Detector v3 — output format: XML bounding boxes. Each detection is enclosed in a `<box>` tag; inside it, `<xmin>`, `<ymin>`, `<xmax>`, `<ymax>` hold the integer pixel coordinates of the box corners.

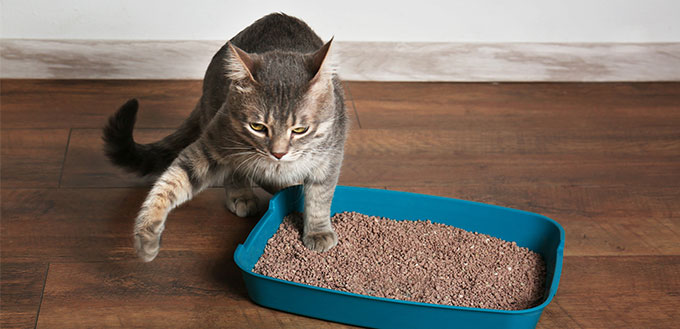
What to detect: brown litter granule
<box><xmin>253</xmin><ymin>212</ymin><xmax>546</xmax><ymax>310</ymax></box>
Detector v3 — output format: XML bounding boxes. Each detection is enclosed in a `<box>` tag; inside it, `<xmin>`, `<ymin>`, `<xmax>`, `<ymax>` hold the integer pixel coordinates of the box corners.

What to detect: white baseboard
<box><xmin>1</xmin><ymin>39</ymin><xmax>679</xmax><ymax>81</ymax></box>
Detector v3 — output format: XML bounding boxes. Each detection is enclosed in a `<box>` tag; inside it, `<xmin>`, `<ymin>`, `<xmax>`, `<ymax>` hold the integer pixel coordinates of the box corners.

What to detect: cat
<box><xmin>103</xmin><ymin>13</ymin><xmax>348</xmax><ymax>262</ymax></box>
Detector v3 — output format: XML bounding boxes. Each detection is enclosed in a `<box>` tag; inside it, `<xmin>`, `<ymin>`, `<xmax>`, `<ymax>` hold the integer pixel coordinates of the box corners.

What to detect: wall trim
<box><xmin>1</xmin><ymin>39</ymin><xmax>679</xmax><ymax>81</ymax></box>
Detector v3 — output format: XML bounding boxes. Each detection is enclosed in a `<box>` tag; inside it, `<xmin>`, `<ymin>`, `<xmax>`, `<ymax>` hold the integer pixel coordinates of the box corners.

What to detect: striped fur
<box><xmin>105</xmin><ymin>13</ymin><xmax>349</xmax><ymax>262</ymax></box>
<box><xmin>133</xmin><ymin>139</ymin><xmax>225</xmax><ymax>259</ymax></box>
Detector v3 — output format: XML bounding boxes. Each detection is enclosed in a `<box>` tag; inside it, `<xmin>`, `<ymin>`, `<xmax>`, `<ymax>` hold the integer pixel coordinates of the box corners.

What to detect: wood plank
<box><xmin>344</xmin><ymin>128</ymin><xmax>680</xmax><ymax>159</ymax></box>
<box><xmin>0</xmin><ymin>188</ymin><xmax>262</xmax><ymax>262</ymax></box>
<box><xmin>0</xmin><ymin>79</ymin><xmax>358</xmax><ymax>130</ymax></box>
<box><xmin>390</xmin><ymin>185</ymin><xmax>680</xmax><ymax>256</ymax></box>
<box><xmin>0</xmin><ymin>129</ymin><xmax>70</xmax><ymax>188</ymax></box>
<box><xmin>348</xmin><ymin>82</ymin><xmax>680</xmax><ymax>103</ymax></box>
<box><xmin>340</xmin><ymin>155</ymin><xmax>679</xmax><ymax>188</ymax></box>
<box><xmin>0</xmin><ymin>262</ymin><xmax>48</xmax><ymax>329</ymax></box>
<box><xmin>0</xmin><ymin>79</ymin><xmax>202</xmax><ymax>129</ymax></box>
<box><xmin>348</xmin><ymin>82</ymin><xmax>680</xmax><ymax>130</ymax></box>
<box><xmin>537</xmin><ymin>256</ymin><xmax>680</xmax><ymax>328</ymax></box>
<box><xmin>338</xmin><ymin>126</ymin><xmax>679</xmax><ymax>188</ymax></box>
<box><xmin>37</xmin><ymin>261</ymin><xmax>356</xmax><ymax>328</ymax></box>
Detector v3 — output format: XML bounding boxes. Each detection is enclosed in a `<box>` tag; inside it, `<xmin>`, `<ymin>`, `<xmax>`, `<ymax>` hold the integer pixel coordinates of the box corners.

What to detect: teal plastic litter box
<box><xmin>234</xmin><ymin>185</ymin><xmax>564</xmax><ymax>329</ymax></box>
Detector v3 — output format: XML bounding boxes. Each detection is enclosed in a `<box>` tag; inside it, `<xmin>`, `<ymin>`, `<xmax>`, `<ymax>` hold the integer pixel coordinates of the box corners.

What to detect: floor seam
<box><xmin>34</xmin><ymin>262</ymin><xmax>50</xmax><ymax>329</ymax></box>
<box><xmin>57</xmin><ymin>128</ymin><xmax>73</xmax><ymax>188</ymax></box>
<box><xmin>344</xmin><ymin>82</ymin><xmax>362</xmax><ymax>129</ymax></box>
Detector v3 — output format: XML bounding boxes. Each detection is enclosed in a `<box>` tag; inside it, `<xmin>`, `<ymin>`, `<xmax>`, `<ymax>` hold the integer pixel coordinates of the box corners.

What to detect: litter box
<box><xmin>234</xmin><ymin>185</ymin><xmax>564</xmax><ymax>329</ymax></box>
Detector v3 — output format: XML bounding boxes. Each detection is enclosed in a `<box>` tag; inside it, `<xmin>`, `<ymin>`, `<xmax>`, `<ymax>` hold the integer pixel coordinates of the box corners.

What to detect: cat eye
<box><xmin>291</xmin><ymin>126</ymin><xmax>309</xmax><ymax>134</ymax></box>
<box><xmin>249</xmin><ymin>123</ymin><xmax>267</xmax><ymax>133</ymax></box>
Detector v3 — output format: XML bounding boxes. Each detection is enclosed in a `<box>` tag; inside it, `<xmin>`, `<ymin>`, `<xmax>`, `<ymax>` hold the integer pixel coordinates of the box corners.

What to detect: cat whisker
<box><xmin>221</xmin><ymin>138</ymin><xmax>250</xmax><ymax>145</ymax></box>
<box><xmin>247</xmin><ymin>157</ymin><xmax>261</xmax><ymax>186</ymax></box>
<box><xmin>224</xmin><ymin>151</ymin><xmax>256</xmax><ymax>158</ymax></box>
<box><xmin>231</xmin><ymin>153</ymin><xmax>259</xmax><ymax>182</ymax></box>
<box><xmin>241</xmin><ymin>154</ymin><xmax>256</xmax><ymax>185</ymax></box>
<box><xmin>219</xmin><ymin>146</ymin><xmax>253</xmax><ymax>150</ymax></box>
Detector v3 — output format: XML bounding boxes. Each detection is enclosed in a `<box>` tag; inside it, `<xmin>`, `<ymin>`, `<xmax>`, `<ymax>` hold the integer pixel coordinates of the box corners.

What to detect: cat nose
<box><xmin>272</xmin><ymin>152</ymin><xmax>287</xmax><ymax>159</ymax></box>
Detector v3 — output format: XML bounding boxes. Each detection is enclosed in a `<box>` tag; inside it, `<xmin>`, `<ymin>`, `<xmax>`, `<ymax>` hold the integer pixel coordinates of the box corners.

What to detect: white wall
<box><xmin>1</xmin><ymin>0</ymin><xmax>679</xmax><ymax>42</ymax></box>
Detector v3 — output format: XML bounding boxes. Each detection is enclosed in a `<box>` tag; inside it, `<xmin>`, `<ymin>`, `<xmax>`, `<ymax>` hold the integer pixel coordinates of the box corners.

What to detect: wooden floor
<box><xmin>1</xmin><ymin>79</ymin><xmax>679</xmax><ymax>328</ymax></box>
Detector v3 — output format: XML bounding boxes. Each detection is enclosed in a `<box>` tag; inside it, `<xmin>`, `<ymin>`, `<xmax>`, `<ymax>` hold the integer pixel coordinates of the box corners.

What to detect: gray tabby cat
<box><xmin>103</xmin><ymin>13</ymin><xmax>348</xmax><ymax>262</ymax></box>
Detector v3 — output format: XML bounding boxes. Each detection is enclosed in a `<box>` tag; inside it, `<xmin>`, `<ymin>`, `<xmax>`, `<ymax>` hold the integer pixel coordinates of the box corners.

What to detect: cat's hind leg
<box><xmin>224</xmin><ymin>172</ymin><xmax>259</xmax><ymax>217</ymax></box>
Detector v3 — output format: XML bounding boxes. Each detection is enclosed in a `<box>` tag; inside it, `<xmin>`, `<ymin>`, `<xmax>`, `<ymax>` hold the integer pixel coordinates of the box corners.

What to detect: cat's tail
<box><xmin>102</xmin><ymin>99</ymin><xmax>201</xmax><ymax>177</ymax></box>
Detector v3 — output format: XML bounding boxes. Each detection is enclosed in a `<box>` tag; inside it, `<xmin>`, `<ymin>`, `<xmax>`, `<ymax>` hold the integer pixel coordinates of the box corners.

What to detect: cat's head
<box><xmin>223</xmin><ymin>40</ymin><xmax>339</xmax><ymax>163</ymax></box>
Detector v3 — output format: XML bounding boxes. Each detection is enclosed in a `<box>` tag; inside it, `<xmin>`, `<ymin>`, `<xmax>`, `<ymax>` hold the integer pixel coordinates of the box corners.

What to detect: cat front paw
<box><xmin>226</xmin><ymin>196</ymin><xmax>259</xmax><ymax>217</ymax></box>
<box><xmin>134</xmin><ymin>227</ymin><xmax>161</xmax><ymax>262</ymax></box>
<box><xmin>303</xmin><ymin>230</ymin><xmax>338</xmax><ymax>252</ymax></box>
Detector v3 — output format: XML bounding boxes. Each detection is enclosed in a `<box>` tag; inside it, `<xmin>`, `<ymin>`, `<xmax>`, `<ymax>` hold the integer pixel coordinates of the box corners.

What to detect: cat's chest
<box><xmin>268</xmin><ymin>163</ymin><xmax>303</xmax><ymax>185</ymax></box>
<box><xmin>262</xmin><ymin>157</ymin><xmax>327</xmax><ymax>186</ymax></box>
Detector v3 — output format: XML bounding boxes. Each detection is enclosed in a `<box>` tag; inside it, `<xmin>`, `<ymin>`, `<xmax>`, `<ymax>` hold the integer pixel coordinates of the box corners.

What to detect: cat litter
<box><xmin>253</xmin><ymin>211</ymin><xmax>546</xmax><ymax>311</ymax></box>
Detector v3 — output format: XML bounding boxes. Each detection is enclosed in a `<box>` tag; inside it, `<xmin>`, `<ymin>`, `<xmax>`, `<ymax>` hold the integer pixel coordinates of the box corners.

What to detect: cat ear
<box><xmin>308</xmin><ymin>37</ymin><xmax>334</xmax><ymax>83</ymax></box>
<box><xmin>225</xmin><ymin>42</ymin><xmax>258</xmax><ymax>82</ymax></box>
